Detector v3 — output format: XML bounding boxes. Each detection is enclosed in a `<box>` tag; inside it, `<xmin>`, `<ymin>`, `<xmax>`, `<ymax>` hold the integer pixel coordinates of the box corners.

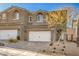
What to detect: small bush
<box><xmin>62</xmin><ymin>42</ymin><xmax>65</xmax><ymax>44</ymax></box>
<box><xmin>61</xmin><ymin>49</ymin><xmax>64</xmax><ymax>51</ymax></box>
<box><xmin>17</xmin><ymin>36</ymin><xmax>20</xmax><ymax>40</ymax></box>
<box><xmin>49</xmin><ymin>43</ymin><xmax>53</xmax><ymax>46</ymax></box>
<box><xmin>63</xmin><ymin>46</ymin><xmax>66</xmax><ymax>48</ymax></box>
<box><xmin>0</xmin><ymin>42</ymin><xmax>5</xmax><ymax>46</ymax></box>
<box><xmin>53</xmin><ymin>47</ymin><xmax>56</xmax><ymax>50</ymax></box>
<box><xmin>42</xmin><ymin>50</ymin><xmax>46</xmax><ymax>52</ymax></box>
<box><xmin>8</xmin><ymin>38</ymin><xmax>18</xmax><ymax>43</ymax></box>
<box><xmin>53</xmin><ymin>51</ymin><xmax>55</xmax><ymax>53</ymax></box>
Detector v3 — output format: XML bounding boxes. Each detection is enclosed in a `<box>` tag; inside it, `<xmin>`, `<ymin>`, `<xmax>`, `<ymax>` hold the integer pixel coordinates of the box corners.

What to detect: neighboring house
<box><xmin>66</xmin><ymin>19</ymin><xmax>78</xmax><ymax>42</ymax></box>
<box><xmin>72</xmin><ymin>20</ymin><xmax>77</xmax><ymax>42</ymax></box>
<box><xmin>67</xmin><ymin>14</ymin><xmax>79</xmax><ymax>42</ymax></box>
<box><xmin>66</xmin><ymin>28</ymin><xmax>73</xmax><ymax>41</ymax></box>
<box><xmin>0</xmin><ymin>6</ymin><xmax>55</xmax><ymax>41</ymax></box>
<box><xmin>76</xmin><ymin>14</ymin><xmax>79</xmax><ymax>45</ymax></box>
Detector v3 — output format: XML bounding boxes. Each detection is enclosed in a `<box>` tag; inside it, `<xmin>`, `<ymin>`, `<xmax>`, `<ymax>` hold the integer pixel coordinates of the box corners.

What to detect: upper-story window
<box><xmin>2</xmin><ymin>13</ymin><xmax>6</xmax><ymax>19</ymax></box>
<box><xmin>13</xmin><ymin>10</ymin><xmax>20</xmax><ymax>20</ymax></box>
<box><xmin>15</xmin><ymin>12</ymin><xmax>20</xmax><ymax>20</ymax></box>
<box><xmin>37</xmin><ymin>13</ymin><xmax>44</xmax><ymax>22</ymax></box>
<box><xmin>0</xmin><ymin>15</ymin><xmax>1</xmax><ymax>19</ymax></box>
<box><xmin>29</xmin><ymin>16</ymin><xmax>32</xmax><ymax>22</ymax></box>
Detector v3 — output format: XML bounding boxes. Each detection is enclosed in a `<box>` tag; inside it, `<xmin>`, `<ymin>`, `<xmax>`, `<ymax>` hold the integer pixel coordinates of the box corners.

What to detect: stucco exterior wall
<box><xmin>0</xmin><ymin>6</ymin><xmax>52</xmax><ymax>41</ymax></box>
<box><xmin>0</xmin><ymin>6</ymin><xmax>67</xmax><ymax>42</ymax></box>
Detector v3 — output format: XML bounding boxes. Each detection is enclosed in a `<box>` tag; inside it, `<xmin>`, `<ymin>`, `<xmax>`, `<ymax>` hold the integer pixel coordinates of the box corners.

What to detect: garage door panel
<box><xmin>0</xmin><ymin>30</ymin><xmax>17</xmax><ymax>40</ymax></box>
<box><xmin>29</xmin><ymin>31</ymin><xmax>51</xmax><ymax>41</ymax></box>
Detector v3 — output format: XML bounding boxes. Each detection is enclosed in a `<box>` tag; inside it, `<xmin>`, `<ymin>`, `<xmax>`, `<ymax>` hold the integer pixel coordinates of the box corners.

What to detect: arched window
<box><xmin>15</xmin><ymin>12</ymin><xmax>20</xmax><ymax>20</ymax></box>
<box><xmin>37</xmin><ymin>13</ymin><xmax>44</xmax><ymax>22</ymax></box>
<box><xmin>13</xmin><ymin>10</ymin><xmax>20</xmax><ymax>20</ymax></box>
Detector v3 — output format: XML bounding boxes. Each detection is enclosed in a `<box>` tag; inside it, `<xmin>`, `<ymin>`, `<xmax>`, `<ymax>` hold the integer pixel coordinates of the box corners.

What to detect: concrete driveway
<box><xmin>0</xmin><ymin>41</ymin><xmax>79</xmax><ymax>56</ymax></box>
<box><xmin>0</xmin><ymin>41</ymin><xmax>51</xmax><ymax>56</ymax></box>
<box><xmin>5</xmin><ymin>41</ymin><xmax>50</xmax><ymax>52</ymax></box>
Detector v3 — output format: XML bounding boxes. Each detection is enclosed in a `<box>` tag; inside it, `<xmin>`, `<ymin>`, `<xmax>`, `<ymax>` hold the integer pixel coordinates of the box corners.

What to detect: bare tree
<box><xmin>45</xmin><ymin>7</ymin><xmax>78</xmax><ymax>44</ymax></box>
<box><xmin>44</xmin><ymin>7</ymin><xmax>78</xmax><ymax>55</ymax></box>
<box><xmin>45</xmin><ymin>10</ymin><xmax>67</xmax><ymax>44</ymax></box>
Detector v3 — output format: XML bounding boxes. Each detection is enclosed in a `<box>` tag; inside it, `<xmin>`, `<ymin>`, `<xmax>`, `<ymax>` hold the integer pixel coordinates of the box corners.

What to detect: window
<box><xmin>0</xmin><ymin>15</ymin><xmax>1</xmax><ymax>19</ymax></box>
<box><xmin>13</xmin><ymin>10</ymin><xmax>20</xmax><ymax>20</ymax></box>
<box><xmin>37</xmin><ymin>13</ymin><xmax>44</xmax><ymax>22</ymax></box>
<box><xmin>73</xmin><ymin>28</ymin><xmax>76</xmax><ymax>32</ymax></box>
<box><xmin>2</xmin><ymin>13</ymin><xmax>6</xmax><ymax>19</ymax></box>
<box><xmin>29</xmin><ymin>16</ymin><xmax>32</xmax><ymax>22</ymax></box>
<box><xmin>15</xmin><ymin>13</ymin><xmax>20</xmax><ymax>20</ymax></box>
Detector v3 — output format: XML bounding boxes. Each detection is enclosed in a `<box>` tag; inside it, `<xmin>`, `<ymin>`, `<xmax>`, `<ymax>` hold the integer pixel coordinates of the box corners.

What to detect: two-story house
<box><xmin>0</xmin><ymin>6</ymin><xmax>30</xmax><ymax>41</ymax></box>
<box><xmin>0</xmin><ymin>6</ymin><xmax>54</xmax><ymax>42</ymax></box>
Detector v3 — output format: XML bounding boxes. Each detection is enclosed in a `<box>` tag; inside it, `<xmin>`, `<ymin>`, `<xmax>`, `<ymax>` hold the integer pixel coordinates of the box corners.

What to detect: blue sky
<box><xmin>0</xmin><ymin>3</ymin><xmax>79</xmax><ymax>12</ymax></box>
<box><xmin>0</xmin><ymin>3</ymin><xmax>79</xmax><ymax>28</ymax></box>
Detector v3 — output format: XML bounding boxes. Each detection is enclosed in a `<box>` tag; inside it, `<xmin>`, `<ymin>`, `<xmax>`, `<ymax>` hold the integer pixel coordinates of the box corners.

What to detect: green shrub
<box><xmin>8</xmin><ymin>38</ymin><xmax>18</xmax><ymax>43</ymax></box>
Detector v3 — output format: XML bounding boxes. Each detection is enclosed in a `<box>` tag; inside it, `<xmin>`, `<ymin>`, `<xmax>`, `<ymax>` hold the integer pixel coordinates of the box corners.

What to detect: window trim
<box><xmin>29</xmin><ymin>16</ymin><xmax>32</xmax><ymax>22</ymax></box>
<box><xmin>37</xmin><ymin>13</ymin><xmax>44</xmax><ymax>22</ymax></box>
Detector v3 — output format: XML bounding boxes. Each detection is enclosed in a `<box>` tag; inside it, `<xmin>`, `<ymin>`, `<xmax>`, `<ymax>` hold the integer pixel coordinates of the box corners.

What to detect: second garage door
<box><xmin>29</xmin><ymin>31</ymin><xmax>51</xmax><ymax>41</ymax></box>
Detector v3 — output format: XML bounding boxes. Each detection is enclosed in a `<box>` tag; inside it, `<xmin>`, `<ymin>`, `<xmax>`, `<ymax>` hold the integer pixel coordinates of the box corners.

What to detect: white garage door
<box><xmin>29</xmin><ymin>31</ymin><xmax>51</xmax><ymax>41</ymax></box>
<box><xmin>0</xmin><ymin>30</ymin><xmax>17</xmax><ymax>40</ymax></box>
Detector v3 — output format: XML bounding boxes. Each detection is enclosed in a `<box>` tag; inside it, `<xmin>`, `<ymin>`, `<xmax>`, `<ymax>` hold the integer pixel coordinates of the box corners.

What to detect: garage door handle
<box><xmin>38</xmin><ymin>36</ymin><xmax>40</xmax><ymax>38</ymax></box>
